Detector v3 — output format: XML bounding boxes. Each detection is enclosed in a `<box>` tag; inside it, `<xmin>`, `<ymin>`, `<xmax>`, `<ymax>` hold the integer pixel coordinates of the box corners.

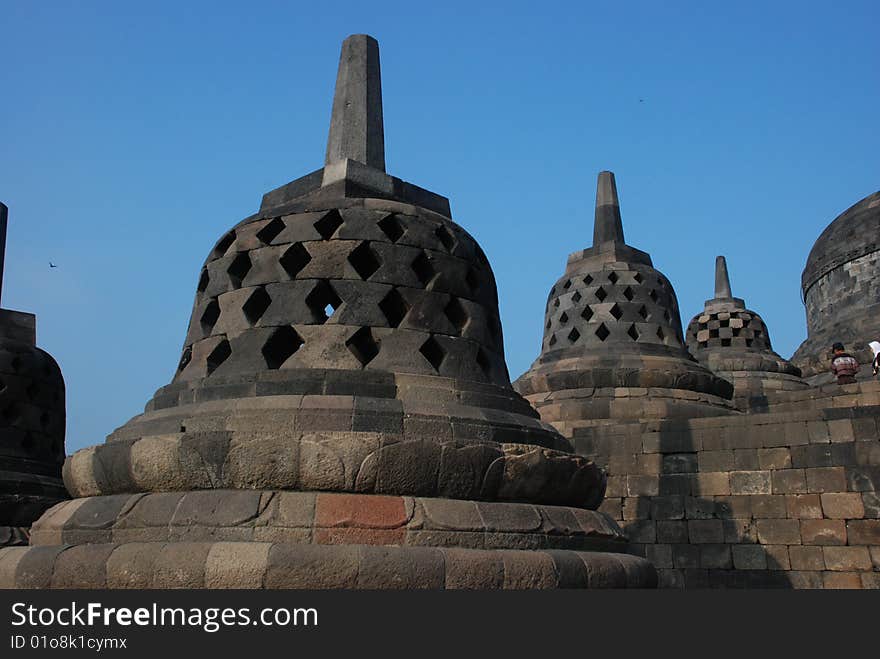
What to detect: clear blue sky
<box><xmin>2</xmin><ymin>1</ymin><xmax>878</xmax><ymax>454</ymax></box>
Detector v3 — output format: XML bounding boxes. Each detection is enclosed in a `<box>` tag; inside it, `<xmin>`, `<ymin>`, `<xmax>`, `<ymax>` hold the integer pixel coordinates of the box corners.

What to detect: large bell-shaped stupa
<box><xmin>0</xmin><ymin>36</ymin><xmax>655</xmax><ymax>588</ymax></box>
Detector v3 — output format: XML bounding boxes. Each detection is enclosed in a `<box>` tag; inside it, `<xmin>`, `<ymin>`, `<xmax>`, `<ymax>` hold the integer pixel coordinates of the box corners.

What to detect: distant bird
<box><xmin>49</xmin><ymin>262</ymin><xmax>57</xmax><ymax>268</ymax></box>
<box><xmin>639</xmin><ymin>98</ymin><xmax>645</xmax><ymax>103</ymax></box>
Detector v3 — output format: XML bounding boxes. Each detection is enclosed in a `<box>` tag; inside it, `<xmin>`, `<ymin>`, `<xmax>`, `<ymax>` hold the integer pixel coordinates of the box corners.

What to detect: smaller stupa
<box><xmin>0</xmin><ymin>203</ymin><xmax>67</xmax><ymax>546</ymax></box>
<box><xmin>515</xmin><ymin>172</ymin><xmax>734</xmax><ymax>438</ymax></box>
<box><xmin>685</xmin><ymin>256</ymin><xmax>807</xmax><ymax>406</ymax></box>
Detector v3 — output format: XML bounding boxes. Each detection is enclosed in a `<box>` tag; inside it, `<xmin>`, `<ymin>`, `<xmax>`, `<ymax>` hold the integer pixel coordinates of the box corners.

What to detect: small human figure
<box><xmin>870</xmin><ymin>341</ymin><xmax>880</xmax><ymax>377</ymax></box>
<box><xmin>830</xmin><ymin>342</ymin><xmax>859</xmax><ymax>385</ymax></box>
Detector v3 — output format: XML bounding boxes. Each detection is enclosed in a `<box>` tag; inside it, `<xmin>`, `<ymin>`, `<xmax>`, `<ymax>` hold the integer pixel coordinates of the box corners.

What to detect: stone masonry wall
<box><xmin>572</xmin><ymin>381</ymin><xmax>880</xmax><ymax>588</ymax></box>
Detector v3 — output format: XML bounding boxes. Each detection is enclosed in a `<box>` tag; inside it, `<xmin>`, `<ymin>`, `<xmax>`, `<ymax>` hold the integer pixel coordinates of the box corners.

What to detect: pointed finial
<box><xmin>715</xmin><ymin>255</ymin><xmax>732</xmax><ymax>299</ymax></box>
<box><xmin>325</xmin><ymin>34</ymin><xmax>386</xmax><ymax>171</ymax></box>
<box><xmin>0</xmin><ymin>202</ymin><xmax>7</xmax><ymax>306</ymax></box>
<box><xmin>593</xmin><ymin>171</ymin><xmax>625</xmax><ymax>245</ymax></box>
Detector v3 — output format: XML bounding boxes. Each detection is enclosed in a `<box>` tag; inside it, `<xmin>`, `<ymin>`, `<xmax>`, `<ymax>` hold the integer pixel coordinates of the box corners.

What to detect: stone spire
<box><xmin>593</xmin><ymin>171</ymin><xmax>624</xmax><ymax>245</ymax></box>
<box><xmin>0</xmin><ymin>202</ymin><xmax>7</xmax><ymax>305</ymax></box>
<box><xmin>325</xmin><ymin>34</ymin><xmax>385</xmax><ymax>171</ymax></box>
<box><xmin>714</xmin><ymin>255</ymin><xmax>731</xmax><ymax>299</ymax></box>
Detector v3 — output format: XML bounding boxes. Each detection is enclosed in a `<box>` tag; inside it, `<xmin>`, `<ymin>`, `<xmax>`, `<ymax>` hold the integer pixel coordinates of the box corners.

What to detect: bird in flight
<box><xmin>49</xmin><ymin>262</ymin><xmax>57</xmax><ymax>268</ymax></box>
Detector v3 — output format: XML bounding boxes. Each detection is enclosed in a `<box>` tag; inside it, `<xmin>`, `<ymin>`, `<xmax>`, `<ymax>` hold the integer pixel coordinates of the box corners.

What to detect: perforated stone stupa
<box><xmin>0</xmin><ymin>36</ymin><xmax>655</xmax><ymax>588</ymax></box>
<box><xmin>514</xmin><ymin>172</ymin><xmax>734</xmax><ymax>436</ymax></box>
<box><xmin>0</xmin><ymin>203</ymin><xmax>67</xmax><ymax>547</ymax></box>
<box><xmin>685</xmin><ymin>256</ymin><xmax>807</xmax><ymax>407</ymax></box>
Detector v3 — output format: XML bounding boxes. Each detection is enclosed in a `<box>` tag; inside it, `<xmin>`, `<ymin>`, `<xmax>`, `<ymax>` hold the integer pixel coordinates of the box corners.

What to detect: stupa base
<box><xmin>0</xmin><ymin>490</ymin><xmax>657</xmax><ymax>588</ymax></box>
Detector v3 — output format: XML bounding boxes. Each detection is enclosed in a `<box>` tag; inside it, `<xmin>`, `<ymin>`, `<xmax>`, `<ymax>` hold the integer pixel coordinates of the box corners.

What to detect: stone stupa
<box><xmin>0</xmin><ymin>36</ymin><xmax>655</xmax><ymax>589</ymax></box>
<box><xmin>685</xmin><ymin>256</ymin><xmax>807</xmax><ymax>407</ymax></box>
<box><xmin>0</xmin><ymin>203</ymin><xmax>67</xmax><ymax>547</ymax></box>
<box><xmin>515</xmin><ymin>172</ymin><xmax>734</xmax><ymax>438</ymax></box>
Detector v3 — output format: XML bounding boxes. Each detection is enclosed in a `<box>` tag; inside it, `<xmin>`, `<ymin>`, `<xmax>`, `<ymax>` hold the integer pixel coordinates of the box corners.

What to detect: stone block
<box><xmin>644</xmin><ymin>544</ymin><xmax>674</xmax><ymax>569</ymax></box>
<box><xmin>699</xmin><ymin>450</ymin><xmax>734</xmax><ymax>472</ymax></box>
<box><xmin>805</xmin><ymin>467</ymin><xmax>847</xmax><ymax>493</ymax></box>
<box><xmin>626</xmin><ymin>475</ymin><xmax>659</xmax><ymax>496</ymax></box>
<box><xmin>50</xmin><ymin>544</ymin><xmax>115</xmax><ymax>588</ymax></box>
<box><xmin>732</xmin><ymin>545</ymin><xmax>767</xmax><ymax>570</ymax></box>
<box><xmin>687</xmin><ymin>519</ymin><xmax>723</xmax><ymax>544</ymax></box>
<box><xmin>758</xmin><ymin>448</ymin><xmax>792</xmax><ymax>470</ymax></box>
<box><xmin>106</xmin><ymin>542</ymin><xmax>165</xmax><ymax>588</ymax></box>
<box><xmin>684</xmin><ymin>497</ymin><xmax>716</xmax><ymax>519</ymax></box>
<box><xmin>693</xmin><ymin>472</ymin><xmax>729</xmax><ymax>496</ymax></box>
<box><xmin>650</xmin><ymin>495</ymin><xmax>684</xmax><ymax>520</ymax></box>
<box><xmin>357</xmin><ymin>546</ymin><xmax>445</xmax><ymax>589</ymax></box>
<box><xmin>729</xmin><ymin>471</ymin><xmax>771</xmax><ymax>495</ymax></box>
<box><xmin>733</xmin><ymin>449</ymin><xmax>759</xmax><ymax>470</ymax></box>
<box><xmin>623</xmin><ymin>497</ymin><xmax>653</xmax><ymax>520</ymax></box>
<box><xmin>788</xmin><ymin>570</ymin><xmax>824</xmax><ymax>589</ymax></box>
<box><xmin>763</xmin><ymin>545</ymin><xmax>791</xmax><ymax>570</ymax></box>
<box><xmin>714</xmin><ymin>495</ymin><xmax>751</xmax><ymax>519</ymax></box>
<box><xmin>266</xmin><ymin>544</ymin><xmax>359</xmax><ymax>588</ymax></box>
<box><xmin>672</xmin><ymin>544</ymin><xmax>700</xmax><ymax>569</ymax></box>
<box><xmin>827</xmin><ymin>419</ymin><xmax>855</xmax><ymax>443</ymax></box>
<box><xmin>785</xmin><ymin>494</ymin><xmax>823</xmax><ymax>519</ymax></box>
<box><xmin>846</xmin><ymin>520</ymin><xmax>880</xmax><ymax>545</ymax></box>
<box><xmin>822</xmin><ymin>546</ymin><xmax>873</xmax><ymax>571</ymax></box>
<box><xmin>820</xmin><ymin>493</ymin><xmax>865</xmax><ymax>519</ymax></box>
<box><xmin>771</xmin><ymin>469</ymin><xmax>807</xmax><ymax>494</ymax></box>
<box><xmin>442</xmin><ymin>548</ymin><xmax>504</xmax><ymax>589</ymax></box>
<box><xmin>863</xmin><ymin>492</ymin><xmax>880</xmax><ymax>518</ymax></box>
<box><xmin>789</xmin><ymin>546</ymin><xmax>825</xmax><ymax>571</ymax></box>
<box><xmin>699</xmin><ymin>544</ymin><xmax>732</xmax><ymax>569</ymax></box>
<box><xmin>822</xmin><ymin>572</ymin><xmax>863</xmax><ymax>589</ymax></box>
<box><xmin>749</xmin><ymin>495</ymin><xmax>787</xmax><ymax>518</ymax></box>
<box><xmin>722</xmin><ymin>518</ymin><xmax>756</xmax><ymax>544</ymax></box>
<box><xmin>205</xmin><ymin>542</ymin><xmax>271</xmax><ymax>588</ymax></box>
<box><xmin>800</xmin><ymin>519</ymin><xmax>847</xmax><ymax>545</ymax></box>
<box><xmin>755</xmin><ymin>519</ymin><xmax>801</xmax><ymax>545</ymax></box>
<box><xmin>656</xmin><ymin>521</ymin><xmax>688</xmax><ymax>544</ymax></box>
<box><xmin>620</xmin><ymin>520</ymin><xmax>655</xmax><ymax>543</ymax></box>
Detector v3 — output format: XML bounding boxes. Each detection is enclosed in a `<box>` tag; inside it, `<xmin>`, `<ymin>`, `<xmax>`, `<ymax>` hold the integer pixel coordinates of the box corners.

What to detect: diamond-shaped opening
<box><xmin>227</xmin><ymin>252</ymin><xmax>252</xmax><ymax>288</ymax></box>
<box><xmin>197</xmin><ymin>269</ymin><xmax>210</xmax><ymax>293</ymax></box>
<box><xmin>200</xmin><ymin>299</ymin><xmax>221</xmax><ymax>334</ymax></box>
<box><xmin>746</xmin><ymin>338</ymin><xmax>754</xmax><ymax>347</ymax></box>
<box><xmin>346</xmin><ymin>327</ymin><xmax>380</xmax><ymax>367</ymax></box>
<box><xmin>568</xmin><ymin>328</ymin><xmax>581</xmax><ymax>343</ymax></box>
<box><xmin>754</xmin><ymin>330</ymin><xmax>763</xmax><ymax>338</ymax></box>
<box><xmin>549</xmin><ymin>335</ymin><xmax>557</xmax><ymax>346</ymax></box>
<box><xmin>178</xmin><ymin>346</ymin><xmax>192</xmax><ymax>371</ymax></box>
<box><xmin>581</xmin><ymin>306</ymin><xmax>594</xmax><ymax>321</ymax></box>
<box><xmin>572</xmin><ymin>291</ymin><xmax>582</xmax><ymax>303</ymax></box>
<box><xmin>378</xmin><ymin>214</ymin><xmax>405</xmax><ymax>243</ymax></box>
<box><xmin>379</xmin><ymin>288</ymin><xmax>410</xmax><ymax>328</ymax></box>
<box><xmin>608</xmin><ymin>272</ymin><xmax>619</xmax><ymax>284</ymax></box>
<box><xmin>212</xmin><ymin>231</ymin><xmax>236</xmax><ymax>259</ymax></box>
<box><xmin>243</xmin><ymin>287</ymin><xmax>271</xmax><ymax>325</ymax></box>
<box><xmin>279</xmin><ymin>243</ymin><xmax>312</xmax><ymax>279</ymax></box>
<box><xmin>553</xmin><ymin>298</ymin><xmax>560</xmax><ymax>308</ymax></box>
<box><xmin>709</xmin><ymin>328</ymin><xmax>719</xmax><ymax>338</ymax></box>
<box><xmin>657</xmin><ymin>326</ymin><xmax>665</xmax><ymax>341</ymax></box>
<box><xmin>563</xmin><ymin>279</ymin><xmax>572</xmax><ymax>290</ymax></box>
<box><xmin>721</xmin><ymin>338</ymin><xmax>731</xmax><ymax>347</ymax></box>
<box><xmin>732</xmin><ymin>328</ymin><xmax>741</xmax><ymax>337</ymax></box>
<box><xmin>649</xmin><ymin>289</ymin><xmax>659</xmax><ymax>302</ymax></box>
<box><xmin>262</xmin><ymin>326</ymin><xmax>303</xmax><ymax>369</ymax></box>
<box><xmin>627</xmin><ymin>324</ymin><xmax>640</xmax><ymax>341</ymax></box>
<box><xmin>595</xmin><ymin>287</ymin><xmax>607</xmax><ymax>302</ymax></box>
<box><xmin>476</xmin><ymin>348</ymin><xmax>491</xmax><ymax>376</ymax></box>
<box><xmin>348</xmin><ymin>241</ymin><xmax>382</xmax><ymax>280</ymax></box>
<box><xmin>256</xmin><ymin>217</ymin><xmax>286</xmax><ymax>245</ymax></box>
<box><xmin>583</xmin><ymin>274</ymin><xmax>594</xmax><ymax>285</ymax></box>
<box><xmin>546</xmin><ymin>318</ymin><xmax>552</xmax><ymax>329</ymax></box>
<box><xmin>638</xmin><ymin>305</ymin><xmax>649</xmax><ymax>320</ymax></box>
<box><xmin>466</xmin><ymin>267</ymin><xmax>481</xmax><ymax>293</ymax></box>
<box><xmin>314</xmin><ymin>209</ymin><xmax>344</xmax><ymax>240</ymax></box>
<box><xmin>434</xmin><ymin>225</ymin><xmax>456</xmax><ymax>252</ymax></box>
<box><xmin>305</xmin><ymin>281</ymin><xmax>342</xmax><ymax>324</ymax></box>
<box><xmin>633</xmin><ymin>272</ymin><xmax>643</xmax><ymax>283</ymax></box>
<box><xmin>206</xmin><ymin>339</ymin><xmax>232</xmax><ymax>376</ymax></box>
<box><xmin>720</xmin><ymin>319</ymin><xmax>729</xmax><ymax>327</ymax></box>
<box><xmin>609</xmin><ymin>303</ymin><xmax>623</xmax><ymax>320</ymax></box>
<box><xmin>559</xmin><ymin>312</ymin><xmax>569</xmax><ymax>325</ymax></box>
<box><xmin>419</xmin><ymin>335</ymin><xmax>446</xmax><ymax>371</ymax></box>
<box><xmin>595</xmin><ymin>323</ymin><xmax>610</xmax><ymax>341</ymax></box>
<box><xmin>412</xmin><ymin>251</ymin><xmax>437</xmax><ymax>287</ymax></box>
<box><xmin>444</xmin><ymin>297</ymin><xmax>469</xmax><ymax>333</ymax></box>
<box><xmin>623</xmin><ymin>286</ymin><xmax>634</xmax><ymax>301</ymax></box>
<box><xmin>663</xmin><ymin>310</ymin><xmax>671</xmax><ymax>322</ymax></box>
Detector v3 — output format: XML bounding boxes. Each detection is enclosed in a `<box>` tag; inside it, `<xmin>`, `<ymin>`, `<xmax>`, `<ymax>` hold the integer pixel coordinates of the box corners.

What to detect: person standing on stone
<box><xmin>869</xmin><ymin>341</ymin><xmax>880</xmax><ymax>377</ymax></box>
<box><xmin>830</xmin><ymin>342</ymin><xmax>859</xmax><ymax>384</ymax></box>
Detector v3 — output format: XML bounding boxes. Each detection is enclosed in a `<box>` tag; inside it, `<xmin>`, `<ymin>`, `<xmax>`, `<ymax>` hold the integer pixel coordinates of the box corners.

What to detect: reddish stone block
<box><xmin>822</xmin><ymin>572</ymin><xmax>863</xmax><ymax>589</ymax></box>
<box><xmin>756</xmin><ymin>519</ymin><xmax>801</xmax><ymax>545</ymax></box>
<box><xmin>801</xmin><ymin>519</ymin><xmax>846</xmax><ymax>545</ymax></box>
<box><xmin>771</xmin><ymin>469</ymin><xmax>806</xmax><ymax>494</ymax></box>
<box><xmin>789</xmin><ymin>546</ymin><xmax>825</xmax><ymax>571</ymax></box>
<box><xmin>820</xmin><ymin>493</ymin><xmax>865</xmax><ymax>519</ymax></box>
<box><xmin>805</xmin><ymin>467</ymin><xmax>846</xmax><ymax>493</ymax></box>
<box><xmin>313</xmin><ymin>527</ymin><xmax>407</xmax><ymax>545</ymax></box>
<box><xmin>822</xmin><ymin>546</ymin><xmax>873</xmax><ymax>571</ymax></box>
<box><xmin>315</xmin><ymin>493</ymin><xmax>408</xmax><ymax>529</ymax></box>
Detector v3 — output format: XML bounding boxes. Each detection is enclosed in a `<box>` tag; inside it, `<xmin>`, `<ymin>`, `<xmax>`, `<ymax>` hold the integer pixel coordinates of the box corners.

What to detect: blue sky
<box><xmin>2</xmin><ymin>1</ymin><xmax>878</xmax><ymax>453</ymax></box>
